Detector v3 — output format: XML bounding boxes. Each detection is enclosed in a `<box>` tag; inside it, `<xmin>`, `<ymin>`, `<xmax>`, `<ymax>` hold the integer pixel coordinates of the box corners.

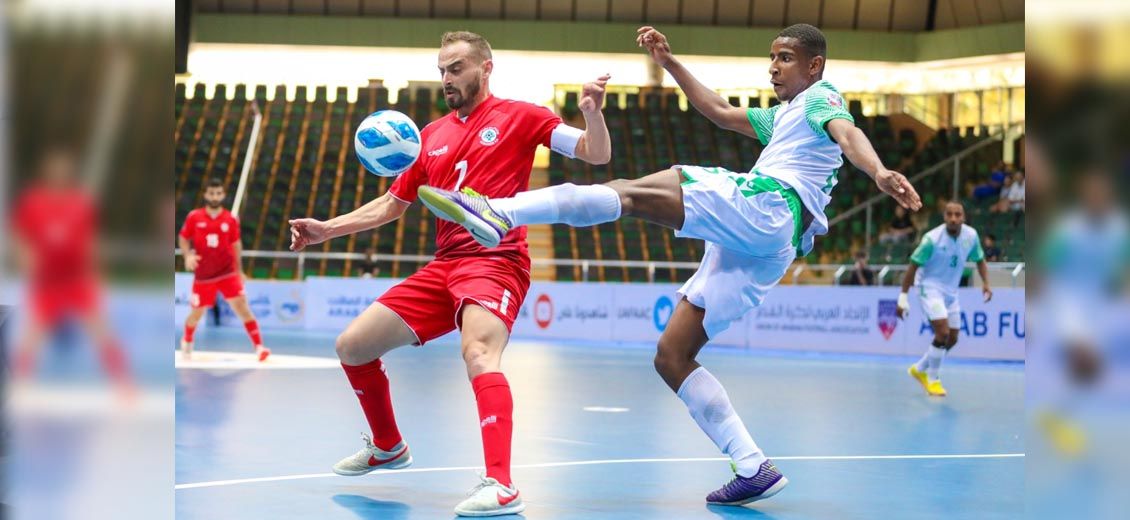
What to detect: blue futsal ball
<box><xmin>354</xmin><ymin>110</ymin><xmax>421</xmax><ymax>177</ymax></box>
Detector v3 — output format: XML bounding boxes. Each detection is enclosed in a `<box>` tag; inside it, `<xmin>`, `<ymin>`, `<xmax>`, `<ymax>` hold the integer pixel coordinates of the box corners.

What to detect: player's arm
<box><xmin>571</xmin><ymin>74</ymin><xmax>612</xmax><ymax>165</ymax></box>
<box><xmin>289</xmin><ymin>192</ymin><xmax>409</xmax><ymax>251</ymax></box>
<box><xmin>178</xmin><ymin>234</ymin><xmax>197</xmax><ymax>271</ymax></box>
<box><xmin>896</xmin><ymin>262</ymin><xmax>919</xmax><ymax>320</ymax></box>
<box><xmin>827</xmin><ymin>119</ymin><xmax>921</xmax><ymax>211</ymax></box>
<box><xmin>897</xmin><ymin>235</ymin><xmax>933</xmax><ymax>319</ymax></box>
<box><xmin>636</xmin><ymin>26</ymin><xmax>756</xmax><ymax>139</ymax></box>
<box><xmin>976</xmin><ymin>259</ymin><xmax>993</xmax><ymax>302</ymax></box>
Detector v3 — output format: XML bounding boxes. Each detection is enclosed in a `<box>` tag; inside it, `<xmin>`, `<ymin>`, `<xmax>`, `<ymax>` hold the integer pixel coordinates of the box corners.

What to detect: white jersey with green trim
<box><xmin>746</xmin><ymin>79</ymin><xmax>853</xmax><ymax>254</ymax></box>
<box><xmin>911</xmin><ymin>224</ymin><xmax>985</xmax><ymax>292</ymax></box>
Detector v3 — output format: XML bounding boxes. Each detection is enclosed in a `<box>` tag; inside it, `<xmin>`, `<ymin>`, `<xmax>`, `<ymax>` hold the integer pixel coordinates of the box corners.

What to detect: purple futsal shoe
<box><xmin>417</xmin><ymin>185</ymin><xmax>513</xmax><ymax>248</ymax></box>
<box><xmin>706</xmin><ymin>460</ymin><xmax>789</xmax><ymax>506</ymax></box>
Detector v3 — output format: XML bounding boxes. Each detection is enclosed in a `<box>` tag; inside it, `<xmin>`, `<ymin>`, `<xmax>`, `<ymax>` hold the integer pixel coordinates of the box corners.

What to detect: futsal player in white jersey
<box><xmin>418</xmin><ymin>24</ymin><xmax>921</xmax><ymax>505</ymax></box>
<box><xmin>896</xmin><ymin>200</ymin><xmax>993</xmax><ymax>397</ymax></box>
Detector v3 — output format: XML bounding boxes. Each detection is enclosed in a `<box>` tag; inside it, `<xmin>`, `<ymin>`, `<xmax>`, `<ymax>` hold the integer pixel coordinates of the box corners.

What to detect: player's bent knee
<box><xmin>461</xmin><ymin>341</ymin><xmax>499</xmax><ymax>375</ymax></box>
<box><xmin>946</xmin><ymin>335</ymin><xmax>958</xmax><ymax>350</ymax></box>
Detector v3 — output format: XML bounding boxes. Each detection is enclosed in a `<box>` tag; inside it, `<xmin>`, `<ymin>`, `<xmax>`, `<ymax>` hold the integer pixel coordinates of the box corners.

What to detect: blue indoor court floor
<box><xmin>175</xmin><ymin>328</ymin><xmax>1024</xmax><ymax>520</ymax></box>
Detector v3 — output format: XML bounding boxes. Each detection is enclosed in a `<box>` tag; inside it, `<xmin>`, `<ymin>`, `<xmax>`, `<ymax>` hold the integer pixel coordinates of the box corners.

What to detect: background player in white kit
<box><xmin>896</xmin><ymin>200</ymin><xmax>992</xmax><ymax>397</ymax></box>
<box><xmin>419</xmin><ymin>24</ymin><xmax>922</xmax><ymax>506</ymax></box>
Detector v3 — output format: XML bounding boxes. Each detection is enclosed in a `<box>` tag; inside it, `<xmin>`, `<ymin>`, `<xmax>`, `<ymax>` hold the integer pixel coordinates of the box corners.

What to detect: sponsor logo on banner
<box><xmin>877</xmin><ymin>299</ymin><xmax>899</xmax><ymax>340</ymax></box>
<box><xmin>277</xmin><ymin>289</ymin><xmax>304</xmax><ymax>323</ymax></box>
<box><xmin>653</xmin><ymin>296</ymin><xmax>674</xmax><ymax>331</ymax></box>
<box><xmin>326</xmin><ymin>295</ymin><xmax>373</xmax><ymax>318</ymax></box>
<box><xmin>534</xmin><ymin>293</ymin><xmax>553</xmax><ymax>329</ymax></box>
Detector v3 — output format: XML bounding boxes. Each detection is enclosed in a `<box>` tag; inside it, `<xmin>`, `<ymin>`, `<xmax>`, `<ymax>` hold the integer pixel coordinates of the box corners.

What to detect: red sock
<box><xmin>341</xmin><ymin>358</ymin><xmax>403</xmax><ymax>451</ymax></box>
<box><xmin>99</xmin><ymin>340</ymin><xmax>130</xmax><ymax>383</ymax></box>
<box><xmin>184</xmin><ymin>323</ymin><xmax>196</xmax><ymax>343</ymax></box>
<box><xmin>243</xmin><ymin>319</ymin><xmax>262</xmax><ymax>347</ymax></box>
<box><xmin>472</xmin><ymin>372</ymin><xmax>514</xmax><ymax>487</ymax></box>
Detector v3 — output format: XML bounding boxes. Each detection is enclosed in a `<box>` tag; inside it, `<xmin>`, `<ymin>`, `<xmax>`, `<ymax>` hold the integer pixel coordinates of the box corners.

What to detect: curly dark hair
<box><xmin>776</xmin><ymin>23</ymin><xmax>827</xmax><ymax>59</ymax></box>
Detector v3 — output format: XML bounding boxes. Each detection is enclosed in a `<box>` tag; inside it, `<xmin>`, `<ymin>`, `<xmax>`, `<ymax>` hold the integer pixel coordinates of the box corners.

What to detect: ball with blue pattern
<box><xmin>354</xmin><ymin>110</ymin><xmax>421</xmax><ymax>177</ymax></box>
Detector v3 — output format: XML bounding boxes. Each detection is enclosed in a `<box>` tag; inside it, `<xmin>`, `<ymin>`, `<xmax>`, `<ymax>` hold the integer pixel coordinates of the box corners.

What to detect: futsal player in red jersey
<box><xmin>288</xmin><ymin>31</ymin><xmax>611</xmax><ymax>516</ymax></box>
<box><xmin>10</xmin><ymin>149</ymin><xmax>131</xmax><ymax>390</ymax></box>
<box><xmin>178</xmin><ymin>178</ymin><xmax>270</xmax><ymax>361</ymax></box>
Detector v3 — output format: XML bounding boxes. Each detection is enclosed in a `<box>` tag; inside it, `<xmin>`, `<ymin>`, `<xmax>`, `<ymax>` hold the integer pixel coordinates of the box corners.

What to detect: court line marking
<box><xmin>175</xmin><ymin>453</ymin><xmax>1024</xmax><ymax>490</ymax></box>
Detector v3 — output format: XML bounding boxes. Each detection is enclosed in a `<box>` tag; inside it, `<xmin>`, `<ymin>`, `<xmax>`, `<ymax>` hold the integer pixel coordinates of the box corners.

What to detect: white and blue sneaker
<box><xmin>417</xmin><ymin>186</ymin><xmax>513</xmax><ymax>248</ymax></box>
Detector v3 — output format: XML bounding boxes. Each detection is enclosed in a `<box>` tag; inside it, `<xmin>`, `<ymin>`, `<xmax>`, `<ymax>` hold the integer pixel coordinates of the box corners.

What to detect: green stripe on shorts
<box><xmin>679</xmin><ymin>167</ymin><xmax>804</xmax><ymax>253</ymax></box>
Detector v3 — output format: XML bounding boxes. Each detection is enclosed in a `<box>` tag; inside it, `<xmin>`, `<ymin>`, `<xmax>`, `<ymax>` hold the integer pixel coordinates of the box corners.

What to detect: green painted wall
<box><xmin>194</xmin><ymin>15</ymin><xmax>1022</xmax><ymax>63</ymax></box>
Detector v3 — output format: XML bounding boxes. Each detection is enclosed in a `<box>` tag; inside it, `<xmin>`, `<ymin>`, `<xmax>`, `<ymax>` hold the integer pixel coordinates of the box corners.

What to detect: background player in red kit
<box><xmin>178</xmin><ymin>178</ymin><xmax>270</xmax><ymax>361</ymax></box>
<box><xmin>10</xmin><ymin>148</ymin><xmax>131</xmax><ymax>392</ymax></box>
<box><xmin>288</xmin><ymin>31</ymin><xmax>611</xmax><ymax>516</ymax></box>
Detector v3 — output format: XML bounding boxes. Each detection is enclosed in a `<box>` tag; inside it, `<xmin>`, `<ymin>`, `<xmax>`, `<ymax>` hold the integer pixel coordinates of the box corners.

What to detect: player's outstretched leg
<box><xmin>331</xmin><ymin>302</ymin><xmax>416</xmax><ymax>476</ymax></box>
<box><xmin>453</xmin><ymin>305</ymin><xmax>524</xmax><ymax>517</ymax></box>
<box><xmin>655</xmin><ymin>299</ymin><xmax>787</xmax><ymax>506</ymax></box>
<box><xmin>418</xmin><ymin>168</ymin><xmax>685</xmax><ymax>248</ymax></box>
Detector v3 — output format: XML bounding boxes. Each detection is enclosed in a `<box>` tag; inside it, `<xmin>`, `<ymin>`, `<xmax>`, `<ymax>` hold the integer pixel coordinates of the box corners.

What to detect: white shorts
<box><xmin>917</xmin><ymin>285</ymin><xmax>961</xmax><ymax>328</ymax></box>
<box><xmin>673</xmin><ymin>166</ymin><xmax>799</xmax><ymax>338</ymax></box>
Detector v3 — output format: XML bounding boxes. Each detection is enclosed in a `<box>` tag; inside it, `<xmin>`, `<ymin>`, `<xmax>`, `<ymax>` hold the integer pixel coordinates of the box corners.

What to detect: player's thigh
<box><xmin>225</xmin><ymin>294</ymin><xmax>255</xmax><ymax>321</ymax></box>
<box><xmin>670</xmin><ymin>167</ymin><xmax>794</xmax><ymax>256</ymax></box>
<box><xmin>336</xmin><ymin>301</ymin><xmax>419</xmax><ymax>362</ymax></box>
<box><xmin>604</xmin><ymin>168</ymin><xmax>684</xmax><ymax>229</ymax></box>
<box><xmin>190</xmin><ymin>280</ymin><xmax>219</xmax><ymax>308</ymax></box>
<box><xmin>374</xmin><ymin>261</ymin><xmax>460</xmax><ymax>346</ymax></box>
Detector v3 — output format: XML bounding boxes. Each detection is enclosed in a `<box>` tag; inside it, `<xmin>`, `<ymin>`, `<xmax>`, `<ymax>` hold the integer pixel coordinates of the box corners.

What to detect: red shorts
<box><xmin>191</xmin><ymin>274</ymin><xmax>245</xmax><ymax>308</ymax></box>
<box><xmin>377</xmin><ymin>256</ymin><xmax>531</xmax><ymax>345</ymax></box>
<box><xmin>29</xmin><ymin>279</ymin><xmax>100</xmax><ymax>327</ymax></box>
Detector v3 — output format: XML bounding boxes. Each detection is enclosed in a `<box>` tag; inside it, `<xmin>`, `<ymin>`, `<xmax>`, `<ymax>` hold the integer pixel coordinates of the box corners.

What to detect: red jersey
<box><xmin>390</xmin><ymin>95</ymin><xmax>562</xmax><ymax>264</ymax></box>
<box><xmin>179</xmin><ymin>208</ymin><xmax>241</xmax><ymax>282</ymax></box>
<box><xmin>13</xmin><ymin>184</ymin><xmax>98</xmax><ymax>286</ymax></box>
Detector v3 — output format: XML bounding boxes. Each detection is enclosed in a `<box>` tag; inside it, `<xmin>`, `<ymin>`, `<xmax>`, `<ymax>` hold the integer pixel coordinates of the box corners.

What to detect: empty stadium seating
<box><xmin>175</xmin><ymin>83</ymin><xmax>1021</xmax><ymax>281</ymax></box>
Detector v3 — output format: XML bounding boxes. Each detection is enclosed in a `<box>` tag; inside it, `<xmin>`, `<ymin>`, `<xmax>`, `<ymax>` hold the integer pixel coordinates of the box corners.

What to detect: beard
<box><xmin>446</xmin><ymin>75</ymin><xmax>481</xmax><ymax>110</ymax></box>
<box><xmin>205</xmin><ymin>199</ymin><xmax>223</xmax><ymax>209</ymax></box>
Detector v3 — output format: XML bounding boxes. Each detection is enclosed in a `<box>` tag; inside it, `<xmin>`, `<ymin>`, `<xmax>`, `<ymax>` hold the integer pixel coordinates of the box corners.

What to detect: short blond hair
<box><xmin>440</xmin><ymin>31</ymin><xmax>493</xmax><ymax>63</ymax></box>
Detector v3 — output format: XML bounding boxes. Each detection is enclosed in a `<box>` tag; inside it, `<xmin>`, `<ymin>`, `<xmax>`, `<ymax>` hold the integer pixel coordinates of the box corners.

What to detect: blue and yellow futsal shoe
<box><xmin>417</xmin><ymin>185</ymin><xmax>513</xmax><ymax>248</ymax></box>
<box><xmin>908</xmin><ymin>364</ymin><xmax>929</xmax><ymax>392</ymax></box>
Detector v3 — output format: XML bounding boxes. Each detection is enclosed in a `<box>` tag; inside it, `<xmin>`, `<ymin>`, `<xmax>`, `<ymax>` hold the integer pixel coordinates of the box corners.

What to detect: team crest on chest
<box><xmin>221</xmin><ymin>222</ymin><xmax>230</xmax><ymax>232</ymax></box>
<box><xmin>479</xmin><ymin>127</ymin><xmax>500</xmax><ymax>146</ymax></box>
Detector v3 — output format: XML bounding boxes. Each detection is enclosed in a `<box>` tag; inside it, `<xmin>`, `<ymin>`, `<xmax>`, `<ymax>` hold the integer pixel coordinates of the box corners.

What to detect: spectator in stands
<box><xmin>1006</xmin><ymin>170</ymin><xmax>1025</xmax><ymax>212</ymax></box>
<box><xmin>845</xmin><ymin>250</ymin><xmax>875</xmax><ymax>286</ymax></box>
<box><xmin>879</xmin><ymin>205</ymin><xmax>916</xmax><ymax>244</ymax></box>
<box><xmin>989</xmin><ymin>173</ymin><xmax>1016</xmax><ymax>213</ymax></box>
<box><xmin>356</xmin><ymin>247</ymin><xmax>380</xmax><ymax>278</ymax></box>
<box><xmin>982</xmin><ymin>234</ymin><xmax>1002</xmax><ymax>262</ymax></box>
<box><xmin>972</xmin><ymin>161</ymin><xmax>1010</xmax><ymax>201</ymax></box>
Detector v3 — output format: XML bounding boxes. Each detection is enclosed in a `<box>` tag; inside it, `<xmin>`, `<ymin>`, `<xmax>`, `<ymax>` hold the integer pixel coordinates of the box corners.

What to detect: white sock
<box><xmin>914</xmin><ymin>351</ymin><xmax>930</xmax><ymax>372</ymax></box>
<box><xmin>491</xmin><ymin>183</ymin><xmax>621</xmax><ymax>227</ymax></box>
<box><xmin>676</xmin><ymin>366</ymin><xmax>766</xmax><ymax>477</ymax></box>
<box><xmin>926</xmin><ymin>346</ymin><xmax>946</xmax><ymax>381</ymax></box>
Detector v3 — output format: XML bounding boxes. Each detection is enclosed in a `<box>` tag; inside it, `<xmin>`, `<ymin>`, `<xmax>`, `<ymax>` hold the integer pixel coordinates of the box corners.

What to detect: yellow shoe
<box><xmin>908</xmin><ymin>365</ymin><xmax>929</xmax><ymax>392</ymax></box>
<box><xmin>926</xmin><ymin>380</ymin><xmax>947</xmax><ymax>397</ymax></box>
<box><xmin>1038</xmin><ymin>412</ymin><xmax>1087</xmax><ymax>457</ymax></box>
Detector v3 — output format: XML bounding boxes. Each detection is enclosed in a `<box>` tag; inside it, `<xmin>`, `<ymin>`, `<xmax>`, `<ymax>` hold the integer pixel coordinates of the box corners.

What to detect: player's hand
<box><xmin>288</xmin><ymin>218</ymin><xmax>329</xmax><ymax>251</ymax></box>
<box><xmin>875</xmin><ymin>169</ymin><xmax>922</xmax><ymax>211</ymax></box>
<box><xmin>184</xmin><ymin>252</ymin><xmax>198</xmax><ymax>272</ymax></box>
<box><xmin>982</xmin><ymin>286</ymin><xmax>993</xmax><ymax>303</ymax></box>
<box><xmin>636</xmin><ymin>26</ymin><xmax>673</xmax><ymax>67</ymax></box>
<box><xmin>896</xmin><ymin>292</ymin><xmax>910</xmax><ymax>320</ymax></box>
<box><xmin>579</xmin><ymin>74</ymin><xmax>611</xmax><ymax>114</ymax></box>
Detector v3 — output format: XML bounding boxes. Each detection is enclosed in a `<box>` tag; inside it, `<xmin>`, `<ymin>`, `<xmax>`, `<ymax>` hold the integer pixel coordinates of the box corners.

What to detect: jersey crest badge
<box><xmin>479</xmin><ymin>127</ymin><xmax>500</xmax><ymax>146</ymax></box>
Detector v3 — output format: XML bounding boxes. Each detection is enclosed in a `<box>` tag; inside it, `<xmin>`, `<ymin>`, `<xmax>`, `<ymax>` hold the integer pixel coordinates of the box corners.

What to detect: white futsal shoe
<box><xmin>179</xmin><ymin>340</ymin><xmax>193</xmax><ymax>359</ymax></box>
<box><xmin>454</xmin><ymin>474</ymin><xmax>525</xmax><ymax>517</ymax></box>
<box><xmin>331</xmin><ymin>433</ymin><xmax>413</xmax><ymax>476</ymax></box>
